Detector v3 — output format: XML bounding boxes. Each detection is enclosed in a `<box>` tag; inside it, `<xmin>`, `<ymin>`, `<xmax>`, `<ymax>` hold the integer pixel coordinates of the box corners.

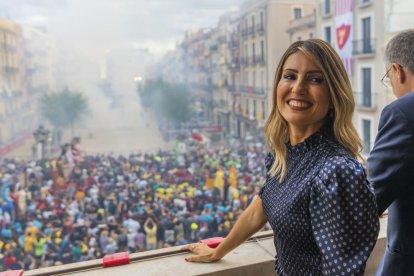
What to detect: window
<box><xmin>260</xmin><ymin>71</ymin><xmax>264</xmax><ymax>89</ymax></box>
<box><xmin>309</xmin><ymin>33</ymin><xmax>313</xmax><ymax>38</ymax></box>
<box><xmin>293</xmin><ymin>8</ymin><xmax>302</xmax><ymax>19</ymax></box>
<box><xmin>253</xmin><ymin>100</ymin><xmax>257</xmax><ymax>117</ymax></box>
<box><xmin>362</xmin><ymin>119</ymin><xmax>371</xmax><ymax>153</ymax></box>
<box><xmin>324</xmin><ymin>26</ymin><xmax>331</xmax><ymax>44</ymax></box>
<box><xmin>253</xmin><ymin>71</ymin><xmax>256</xmax><ymax>88</ymax></box>
<box><xmin>260</xmin><ymin>40</ymin><xmax>264</xmax><ymax>62</ymax></box>
<box><xmin>362</xmin><ymin>17</ymin><xmax>371</xmax><ymax>53</ymax></box>
<box><xmin>260</xmin><ymin>11</ymin><xmax>264</xmax><ymax>28</ymax></box>
<box><xmin>251</xmin><ymin>16</ymin><xmax>255</xmax><ymax>30</ymax></box>
<box><xmin>324</xmin><ymin>0</ymin><xmax>331</xmax><ymax>15</ymax></box>
<box><xmin>246</xmin><ymin>99</ymin><xmax>249</xmax><ymax>114</ymax></box>
<box><xmin>244</xmin><ymin>44</ymin><xmax>248</xmax><ymax>59</ymax></box>
<box><xmin>262</xmin><ymin>101</ymin><xmax>266</xmax><ymax>119</ymax></box>
<box><xmin>252</xmin><ymin>42</ymin><xmax>256</xmax><ymax>62</ymax></box>
<box><xmin>362</xmin><ymin>68</ymin><xmax>372</xmax><ymax>107</ymax></box>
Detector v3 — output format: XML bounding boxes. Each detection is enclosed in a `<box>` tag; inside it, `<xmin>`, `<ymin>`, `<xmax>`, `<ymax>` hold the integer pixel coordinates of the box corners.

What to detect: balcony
<box><xmin>228</xmin><ymin>39</ymin><xmax>239</xmax><ymax>50</ymax></box>
<box><xmin>23</xmin><ymin>218</ymin><xmax>387</xmax><ymax>276</ymax></box>
<box><xmin>247</xmin><ymin>26</ymin><xmax>255</xmax><ymax>36</ymax></box>
<box><xmin>256</xmin><ymin>23</ymin><xmax>265</xmax><ymax>34</ymax></box>
<box><xmin>2</xmin><ymin>44</ymin><xmax>16</xmax><ymax>52</ymax></box>
<box><xmin>253</xmin><ymin>87</ymin><xmax>266</xmax><ymax>95</ymax></box>
<box><xmin>287</xmin><ymin>13</ymin><xmax>316</xmax><ymax>33</ymax></box>
<box><xmin>252</xmin><ymin>55</ymin><xmax>266</xmax><ymax>66</ymax></box>
<box><xmin>241</xmin><ymin>56</ymin><xmax>249</xmax><ymax>66</ymax></box>
<box><xmin>353</xmin><ymin>39</ymin><xmax>376</xmax><ymax>56</ymax></box>
<box><xmin>228</xmin><ymin>85</ymin><xmax>236</xmax><ymax>92</ymax></box>
<box><xmin>3</xmin><ymin>66</ymin><xmax>18</xmax><ymax>74</ymax></box>
<box><xmin>359</xmin><ymin>0</ymin><xmax>373</xmax><ymax>8</ymax></box>
<box><xmin>209</xmin><ymin>44</ymin><xmax>218</xmax><ymax>52</ymax></box>
<box><xmin>240</xmin><ymin>86</ymin><xmax>266</xmax><ymax>96</ymax></box>
<box><xmin>227</xmin><ymin>58</ymin><xmax>240</xmax><ymax>71</ymax></box>
<box><xmin>354</xmin><ymin>92</ymin><xmax>377</xmax><ymax>110</ymax></box>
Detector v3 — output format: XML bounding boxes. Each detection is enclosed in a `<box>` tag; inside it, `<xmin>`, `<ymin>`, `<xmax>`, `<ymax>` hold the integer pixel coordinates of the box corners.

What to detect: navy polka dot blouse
<box><xmin>260</xmin><ymin>128</ymin><xmax>379</xmax><ymax>275</ymax></box>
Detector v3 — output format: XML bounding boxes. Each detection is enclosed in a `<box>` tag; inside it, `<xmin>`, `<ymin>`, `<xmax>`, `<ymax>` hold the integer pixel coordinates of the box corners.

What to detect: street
<box><xmin>6</xmin><ymin>94</ymin><xmax>173</xmax><ymax>159</ymax></box>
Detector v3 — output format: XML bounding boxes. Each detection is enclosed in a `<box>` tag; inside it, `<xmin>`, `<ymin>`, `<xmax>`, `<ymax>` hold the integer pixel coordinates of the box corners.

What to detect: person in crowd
<box><xmin>368</xmin><ymin>29</ymin><xmax>414</xmax><ymax>276</ymax></box>
<box><xmin>144</xmin><ymin>217</ymin><xmax>157</xmax><ymax>250</ymax></box>
<box><xmin>182</xmin><ymin>39</ymin><xmax>379</xmax><ymax>275</ymax></box>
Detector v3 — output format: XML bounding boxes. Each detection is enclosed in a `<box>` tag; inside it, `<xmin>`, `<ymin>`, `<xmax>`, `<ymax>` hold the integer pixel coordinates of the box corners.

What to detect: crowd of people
<box><xmin>0</xmin><ymin>137</ymin><xmax>267</xmax><ymax>271</ymax></box>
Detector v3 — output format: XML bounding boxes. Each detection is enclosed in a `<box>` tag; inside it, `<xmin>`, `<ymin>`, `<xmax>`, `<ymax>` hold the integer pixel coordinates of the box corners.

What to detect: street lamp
<box><xmin>134</xmin><ymin>75</ymin><xmax>143</xmax><ymax>97</ymax></box>
<box><xmin>33</xmin><ymin>125</ymin><xmax>50</xmax><ymax>160</ymax></box>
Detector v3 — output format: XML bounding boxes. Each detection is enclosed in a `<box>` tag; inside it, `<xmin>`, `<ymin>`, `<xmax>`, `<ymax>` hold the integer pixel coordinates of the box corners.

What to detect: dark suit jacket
<box><xmin>368</xmin><ymin>92</ymin><xmax>414</xmax><ymax>276</ymax></box>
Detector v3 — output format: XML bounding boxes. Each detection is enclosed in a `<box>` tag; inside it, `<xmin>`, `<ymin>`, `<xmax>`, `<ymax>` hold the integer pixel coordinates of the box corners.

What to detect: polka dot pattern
<box><xmin>260</xmin><ymin>129</ymin><xmax>379</xmax><ymax>275</ymax></box>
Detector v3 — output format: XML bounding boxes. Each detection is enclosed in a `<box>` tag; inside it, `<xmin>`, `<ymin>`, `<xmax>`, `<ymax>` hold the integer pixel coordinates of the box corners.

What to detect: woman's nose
<box><xmin>291</xmin><ymin>78</ymin><xmax>306</xmax><ymax>95</ymax></box>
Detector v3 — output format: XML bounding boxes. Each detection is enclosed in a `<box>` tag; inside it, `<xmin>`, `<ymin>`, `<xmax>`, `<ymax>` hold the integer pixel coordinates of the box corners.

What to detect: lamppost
<box><xmin>134</xmin><ymin>75</ymin><xmax>143</xmax><ymax>95</ymax></box>
<box><xmin>33</xmin><ymin>125</ymin><xmax>50</xmax><ymax>160</ymax></box>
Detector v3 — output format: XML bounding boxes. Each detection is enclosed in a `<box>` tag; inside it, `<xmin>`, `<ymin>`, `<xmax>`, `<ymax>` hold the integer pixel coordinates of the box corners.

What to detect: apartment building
<box><xmin>213</xmin><ymin>12</ymin><xmax>240</xmax><ymax>135</ymax></box>
<box><xmin>234</xmin><ymin>0</ymin><xmax>317</xmax><ymax>139</ymax></box>
<box><xmin>0</xmin><ymin>19</ymin><xmax>28</xmax><ymax>145</ymax></box>
<box><xmin>179</xmin><ymin>29</ymin><xmax>215</xmax><ymax>122</ymax></box>
<box><xmin>316</xmin><ymin>0</ymin><xmax>388</xmax><ymax>155</ymax></box>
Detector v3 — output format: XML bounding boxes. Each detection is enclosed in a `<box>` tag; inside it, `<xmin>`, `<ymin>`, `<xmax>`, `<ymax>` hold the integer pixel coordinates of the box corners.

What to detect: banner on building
<box><xmin>335</xmin><ymin>0</ymin><xmax>354</xmax><ymax>75</ymax></box>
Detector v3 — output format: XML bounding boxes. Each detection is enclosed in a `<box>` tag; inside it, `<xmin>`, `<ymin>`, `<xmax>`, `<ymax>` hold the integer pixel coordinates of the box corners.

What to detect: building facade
<box><xmin>0</xmin><ymin>19</ymin><xmax>29</xmax><ymax>145</ymax></box>
<box><xmin>316</xmin><ymin>0</ymin><xmax>390</xmax><ymax>156</ymax></box>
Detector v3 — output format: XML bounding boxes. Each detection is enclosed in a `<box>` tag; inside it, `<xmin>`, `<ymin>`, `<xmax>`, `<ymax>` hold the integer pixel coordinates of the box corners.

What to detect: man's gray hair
<box><xmin>385</xmin><ymin>28</ymin><xmax>414</xmax><ymax>74</ymax></box>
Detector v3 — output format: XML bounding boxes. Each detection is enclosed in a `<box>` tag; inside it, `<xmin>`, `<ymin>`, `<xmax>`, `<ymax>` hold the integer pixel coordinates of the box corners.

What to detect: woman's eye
<box><xmin>309</xmin><ymin>77</ymin><xmax>324</xmax><ymax>84</ymax></box>
<box><xmin>283</xmin><ymin>74</ymin><xmax>296</xmax><ymax>80</ymax></box>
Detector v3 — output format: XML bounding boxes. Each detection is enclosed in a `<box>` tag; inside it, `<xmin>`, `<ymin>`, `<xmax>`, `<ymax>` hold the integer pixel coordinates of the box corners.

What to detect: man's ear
<box><xmin>392</xmin><ymin>63</ymin><xmax>406</xmax><ymax>84</ymax></box>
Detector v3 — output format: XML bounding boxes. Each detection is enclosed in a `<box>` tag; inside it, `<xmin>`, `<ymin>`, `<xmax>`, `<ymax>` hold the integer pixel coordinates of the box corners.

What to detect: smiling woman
<box><xmin>259</xmin><ymin>39</ymin><xmax>380</xmax><ymax>275</ymax></box>
<box><xmin>183</xmin><ymin>39</ymin><xmax>379</xmax><ymax>276</ymax></box>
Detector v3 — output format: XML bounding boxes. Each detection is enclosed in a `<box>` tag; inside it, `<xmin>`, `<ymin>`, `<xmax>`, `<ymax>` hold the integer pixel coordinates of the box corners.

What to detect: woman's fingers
<box><xmin>180</xmin><ymin>243</ymin><xmax>197</xmax><ymax>251</ymax></box>
<box><xmin>181</xmin><ymin>243</ymin><xmax>218</xmax><ymax>263</ymax></box>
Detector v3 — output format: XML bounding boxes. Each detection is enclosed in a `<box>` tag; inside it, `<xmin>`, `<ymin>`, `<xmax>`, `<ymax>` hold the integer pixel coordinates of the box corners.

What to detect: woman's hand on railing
<box><xmin>181</xmin><ymin>243</ymin><xmax>222</xmax><ymax>263</ymax></box>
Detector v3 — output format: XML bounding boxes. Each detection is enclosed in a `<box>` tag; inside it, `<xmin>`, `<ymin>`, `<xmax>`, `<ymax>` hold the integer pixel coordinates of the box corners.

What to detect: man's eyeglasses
<box><xmin>381</xmin><ymin>66</ymin><xmax>392</xmax><ymax>88</ymax></box>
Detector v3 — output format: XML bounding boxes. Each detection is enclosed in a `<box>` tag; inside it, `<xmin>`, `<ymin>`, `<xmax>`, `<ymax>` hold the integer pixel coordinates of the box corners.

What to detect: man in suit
<box><xmin>368</xmin><ymin>29</ymin><xmax>414</xmax><ymax>276</ymax></box>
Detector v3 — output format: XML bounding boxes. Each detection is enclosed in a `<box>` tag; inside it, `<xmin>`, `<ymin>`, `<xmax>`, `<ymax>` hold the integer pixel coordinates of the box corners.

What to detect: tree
<box><xmin>38</xmin><ymin>88</ymin><xmax>89</xmax><ymax>137</ymax></box>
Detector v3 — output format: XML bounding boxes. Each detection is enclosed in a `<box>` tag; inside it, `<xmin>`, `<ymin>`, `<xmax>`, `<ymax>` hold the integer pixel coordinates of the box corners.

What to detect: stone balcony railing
<box><xmin>22</xmin><ymin>218</ymin><xmax>387</xmax><ymax>276</ymax></box>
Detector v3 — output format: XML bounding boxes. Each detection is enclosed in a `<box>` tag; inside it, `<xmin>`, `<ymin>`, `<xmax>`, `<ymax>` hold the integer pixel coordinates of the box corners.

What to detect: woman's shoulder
<box><xmin>322</xmin><ymin>153</ymin><xmax>364</xmax><ymax>174</ymax></box>
<box><xmin>312</xmin><ymin>153</ymin><xmax>366</xmax><ymax>190</ymax></box>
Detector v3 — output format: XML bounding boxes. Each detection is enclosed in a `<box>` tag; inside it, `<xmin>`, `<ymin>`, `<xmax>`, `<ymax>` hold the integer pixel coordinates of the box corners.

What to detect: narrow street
<box><xmin>6</xmin><ymin>95</ymin><xmax>173</xmax><ymax>159</ymax></box>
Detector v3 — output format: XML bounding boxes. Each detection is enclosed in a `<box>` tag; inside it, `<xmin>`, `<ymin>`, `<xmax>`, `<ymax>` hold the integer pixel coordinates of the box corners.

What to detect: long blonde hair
<box><xmin>264</xmin><ymin>39</ymin><xmax>363</xmax><ymax>181</ymax></box>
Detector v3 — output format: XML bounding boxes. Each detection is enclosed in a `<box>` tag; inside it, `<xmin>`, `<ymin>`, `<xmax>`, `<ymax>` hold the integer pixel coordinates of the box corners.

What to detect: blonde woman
<box><xmin>182</xmin><ymin>39</ymin><xmax>379</xmax><ymax>275</ymax></box>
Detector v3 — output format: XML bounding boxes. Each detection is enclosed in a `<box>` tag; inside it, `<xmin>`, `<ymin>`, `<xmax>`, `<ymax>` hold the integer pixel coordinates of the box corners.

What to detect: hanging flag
<box><xmin>335</xmin><ymin>0</ymin><xmax>354</xmax><ymax>75</ymax></box>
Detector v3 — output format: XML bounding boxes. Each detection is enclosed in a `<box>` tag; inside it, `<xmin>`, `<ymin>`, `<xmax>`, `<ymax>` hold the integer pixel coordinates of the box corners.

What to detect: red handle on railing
<box><xmin>102</xmin><ymin>252</ymin><xmax>130</xmax><ymax>268</ymax></box>
<box><xmin>199</xmin><ymin>237</ymin><xmax>225</xmax><ymax>248</ymax></box>
<box><xmin>0</xmin><ymin>270</ymin><xmax>24</xmax><ymax>276</ymax></box>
